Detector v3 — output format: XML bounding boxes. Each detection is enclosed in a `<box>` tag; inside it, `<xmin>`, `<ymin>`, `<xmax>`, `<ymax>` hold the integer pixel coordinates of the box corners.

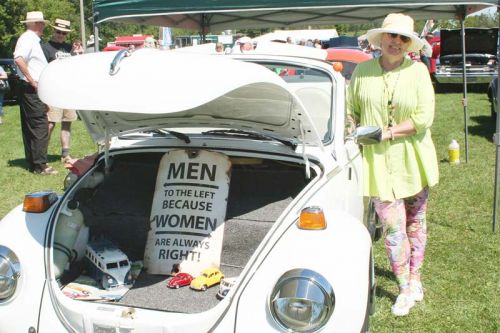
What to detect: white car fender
<box><xmin>233</xmin><ymin>209</ymin><xmax>371</xmax><ymax>333</ymax></box>
<box><xmin>0</xmin><ymin>202</ymin><xmax>58</xmax><ymax>333</ymax></box>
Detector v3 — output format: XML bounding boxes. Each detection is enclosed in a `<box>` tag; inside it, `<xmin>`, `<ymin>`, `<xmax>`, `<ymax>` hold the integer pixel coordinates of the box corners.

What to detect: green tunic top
<box><xmin>347</xmin><ymin>57</ymin><xmax>439</xmax><ymax>201</ymax></box>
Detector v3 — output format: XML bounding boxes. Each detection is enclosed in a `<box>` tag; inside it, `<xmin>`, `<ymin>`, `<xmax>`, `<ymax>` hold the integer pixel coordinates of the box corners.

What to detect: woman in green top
<box><xmin>348</xmin><ymin>13</ymin><xmax>439</xmax><ymax>316</ymax></box>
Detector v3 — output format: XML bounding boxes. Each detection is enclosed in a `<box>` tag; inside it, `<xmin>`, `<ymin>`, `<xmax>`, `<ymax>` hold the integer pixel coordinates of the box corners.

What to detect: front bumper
<box><xmin>435</xmin><ymin>67</ymin><xmax>497</xmax><ymax>84</ymax></box>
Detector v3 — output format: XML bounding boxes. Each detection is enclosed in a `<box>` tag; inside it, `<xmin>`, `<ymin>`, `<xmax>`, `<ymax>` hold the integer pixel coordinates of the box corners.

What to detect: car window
<box><xmin>259</xmin><ymin>62</ymin><xmax>333</xmax><ymax>142</ymax></box>
<box><xmin>119</xmin><ymin>260</ymin><xmax>129</xmax><ymax>267</ymax></box>
<box><xmin>107</xmin><ymin>262</ymin><xmax>119</xmax><ymax>269</ymax></box>
<box><xmin>338</xmin><ymin>61</ymin><xmax>358</xmax><ymax>81</ymax></box>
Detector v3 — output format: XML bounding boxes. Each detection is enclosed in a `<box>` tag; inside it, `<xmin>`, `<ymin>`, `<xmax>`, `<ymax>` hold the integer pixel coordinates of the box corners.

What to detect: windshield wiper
<box><xmin>202</xmin><ymin>129</ymin><xmax>296</xmax><ymax>150</ymax></box>
<box><xmin>148</xmin><ymin>129</ymin><xmax>191</xmax><ymax>143</ymax></box>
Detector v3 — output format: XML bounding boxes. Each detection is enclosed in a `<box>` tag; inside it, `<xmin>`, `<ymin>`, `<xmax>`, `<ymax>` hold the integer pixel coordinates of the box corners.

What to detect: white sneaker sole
<box><xmin>391</xmin><ymin>299</ymin><xmax>415</xmax><ymax>316</ymax></box>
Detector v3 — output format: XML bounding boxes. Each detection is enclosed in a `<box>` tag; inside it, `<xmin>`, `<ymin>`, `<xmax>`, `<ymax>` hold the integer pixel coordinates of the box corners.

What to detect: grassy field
<box><xmin>0</xmin><ymin>91</ymin><xmax>499</xmax><ymax>332</ymax></box>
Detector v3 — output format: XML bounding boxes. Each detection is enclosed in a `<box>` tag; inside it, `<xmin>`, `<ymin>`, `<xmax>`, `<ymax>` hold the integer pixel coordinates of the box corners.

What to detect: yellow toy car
<box><xmin>190</xmin><ymin>268</ymin><xmax>224</xmax><ymax>291</ymax></box>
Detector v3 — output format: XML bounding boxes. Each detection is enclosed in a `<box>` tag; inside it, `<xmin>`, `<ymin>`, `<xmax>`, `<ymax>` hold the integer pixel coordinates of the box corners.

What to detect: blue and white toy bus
<box><xmin>84</xmin><ymin>239</ymin><xmax>133</xmax><ymax>290</ymax></box>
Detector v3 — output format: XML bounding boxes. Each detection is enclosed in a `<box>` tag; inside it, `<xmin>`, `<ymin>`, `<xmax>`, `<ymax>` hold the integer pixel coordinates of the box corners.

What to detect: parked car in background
<box><xmin>326</xmin><ymin>47</ymin><xmax>372</xmax><ymax>81</ymax></box>
<box><xmin>434</xmin><ymin>28</ymin><xmax>498</xmax><ymax>89</ymax></box>
<box><xmin>0</xmin><ymin>58</ymin><xmax>21</xmax><ymax>103</ymax></box>
<box><xmin>0</xmin><ymin>43</ymin><xmax>377</xmax><ymax>333</ymax></box>
<box><xmin>488</xmin><ymin>76</ymin><xmax>498</xmax><ymax>117</ymax></box>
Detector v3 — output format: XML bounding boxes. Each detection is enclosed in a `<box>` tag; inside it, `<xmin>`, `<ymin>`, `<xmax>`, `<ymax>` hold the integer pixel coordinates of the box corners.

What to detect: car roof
<box><xmin>326</xmin><ymin>48</ymin><xmax>372</xmax><ymax>63</ymax></box>
<box><xmin>0</xmin><ymin>59</ymin><xmax>15</xmax><ymax>65</ymax></box>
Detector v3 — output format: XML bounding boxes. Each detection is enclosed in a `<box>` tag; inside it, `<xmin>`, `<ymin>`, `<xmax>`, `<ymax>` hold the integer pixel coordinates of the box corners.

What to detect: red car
<box><xmin>167</xmin><ymin>273</ymin><xmax>193</xmax><ymax>289</ymax></box>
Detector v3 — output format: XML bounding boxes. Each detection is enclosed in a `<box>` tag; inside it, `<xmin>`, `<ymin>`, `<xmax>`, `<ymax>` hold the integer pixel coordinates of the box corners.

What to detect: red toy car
<box><xmin>167</xmin><ymin>273</ymin><xmax>193</xmax><ymax>289</ymax></box>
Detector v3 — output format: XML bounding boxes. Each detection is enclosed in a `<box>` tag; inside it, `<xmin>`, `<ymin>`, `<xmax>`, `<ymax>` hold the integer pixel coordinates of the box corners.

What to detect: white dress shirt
<box><xmin>13</xmin><ymin>30</ymin><xmax>48</xmax><ymax>82</ymax></box>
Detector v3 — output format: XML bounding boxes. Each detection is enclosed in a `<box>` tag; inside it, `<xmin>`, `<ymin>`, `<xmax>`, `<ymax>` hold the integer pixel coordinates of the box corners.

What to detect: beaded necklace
<box><xmin>381</xmin><ymin>61</ymin><xmax>402</xmax><ymax>127</ymax></box>
<box><xmin>379</xmin><ymin>58</ymin><xmax>404</xmax><ymax>127</ymax></box>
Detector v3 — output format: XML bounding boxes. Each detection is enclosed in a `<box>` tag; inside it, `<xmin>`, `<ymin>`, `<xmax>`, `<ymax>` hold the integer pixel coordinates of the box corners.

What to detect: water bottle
<box><xmin>448</xmin><ymin>139</ymin><xmax>460</xmax><ymax>164</ymax></box>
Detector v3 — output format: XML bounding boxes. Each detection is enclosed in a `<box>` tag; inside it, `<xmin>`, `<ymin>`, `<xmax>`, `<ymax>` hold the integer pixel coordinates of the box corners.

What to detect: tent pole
<box><xmin>460</xmin><ymin>14</ymin><xmax>469</xmax><ymax>163</ymax></box>
<box><xmin>79</xmin><ymin>0</ymin><xmax>86</xmax><ymax>49</ymax></box>
<box><xmin>493</xmin><ymin>139</ymin><xmax>499</xmax><ymax>233</ymax></box>
<box><xmin>492</xmin><ymin>10</ymin><xmax>499</xmax><ymax>234</ymax></box>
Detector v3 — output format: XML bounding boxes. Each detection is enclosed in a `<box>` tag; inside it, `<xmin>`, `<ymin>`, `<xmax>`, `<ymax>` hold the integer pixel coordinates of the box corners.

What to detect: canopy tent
<box><xmin>92</xmin><ymin>1</ymin><xmax>496</xmax><ymax>30</ymax></box>
<box><xmin>90</xmin><ymin>0</ymin><xmax>499</xmax><ymax>233</ymax></box>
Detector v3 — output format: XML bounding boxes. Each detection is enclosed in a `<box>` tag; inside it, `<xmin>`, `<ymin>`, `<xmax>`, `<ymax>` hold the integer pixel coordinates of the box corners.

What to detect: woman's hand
<box><xmin>383</xmin><ymin>120</ymin><xmax>417</xmax><ymax>141</ymax></box>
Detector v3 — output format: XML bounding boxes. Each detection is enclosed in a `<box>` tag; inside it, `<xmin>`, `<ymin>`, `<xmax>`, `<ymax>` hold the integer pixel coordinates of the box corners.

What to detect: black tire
<box><xmin>367</xmin><ymin>199</ymin><xmax>383</xmax><ymax>242</ymax></box>
<box><xmin>361</xmin><ymin>251</ymin><xmax>376</xmax><ymax>333</ymax></box>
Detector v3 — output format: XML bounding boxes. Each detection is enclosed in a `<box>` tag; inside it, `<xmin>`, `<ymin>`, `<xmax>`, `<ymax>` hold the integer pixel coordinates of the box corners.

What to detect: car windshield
<box><xmin>258</xmin><ymin>62</ymin><xmax>334</xmax><ymax>142</ymax></box>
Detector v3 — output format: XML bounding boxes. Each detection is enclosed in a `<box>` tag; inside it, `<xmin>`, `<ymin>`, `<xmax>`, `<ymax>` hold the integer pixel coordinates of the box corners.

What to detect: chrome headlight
<box><xmin>0</xmin><ymin>246</ymin><xmax>21</xmax><ymax>302</ymax></box>
<box><xmin>269</xmin><ymin>269</ymin><xmax>334</xmax><ymax>332</ymax></box>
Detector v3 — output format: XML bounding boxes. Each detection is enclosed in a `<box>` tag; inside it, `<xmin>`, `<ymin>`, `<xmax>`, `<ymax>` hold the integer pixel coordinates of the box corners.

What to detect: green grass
<box><xmin>0</xmin><ymin>105</ymin><xmax>95</xmax><ymax>213</ymax></box>
<box><xmin>0</xmin><ymin>93</ymin><xmax>499</xmax><ymax>332</ymax></box>
<box><xmin>371</xmin><ymin>92</ymin><xmax>500</xmax><ymax>333</ymax></box>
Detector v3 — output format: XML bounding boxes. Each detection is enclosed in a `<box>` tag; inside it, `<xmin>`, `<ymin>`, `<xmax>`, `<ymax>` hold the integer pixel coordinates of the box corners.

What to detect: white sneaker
<box><xmin>410</xmin><ymin>280</ymin><xmax>424</xmax><ymax>302</ymax></box>
<box><xmin>391</xmin><ymin>294</ymin><xmax>415</xmax><ymax>316</ymax></box>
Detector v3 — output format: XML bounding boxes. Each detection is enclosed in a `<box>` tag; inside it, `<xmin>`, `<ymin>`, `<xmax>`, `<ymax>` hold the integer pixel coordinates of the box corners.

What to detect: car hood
<box><xmin>440</xmin><ymin>28</ymin><xmax>498</xmax><ymax>57</ymax></box>
<box><xmin>38</xmin><ymin>48</ymin><xmax>323</xmax><ymax>147</ymax></box>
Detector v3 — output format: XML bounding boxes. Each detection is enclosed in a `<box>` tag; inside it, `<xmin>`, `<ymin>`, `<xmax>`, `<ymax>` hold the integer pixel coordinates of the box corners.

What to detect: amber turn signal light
<box><xmin>23</xmin><ymin>191</ymin><xmax>58</xmax><ymax>213</ymax></box>
<box><xmin>298</xmin><ymin>206</ymin><xmax>327</xmax><ymax>230</ymax></box>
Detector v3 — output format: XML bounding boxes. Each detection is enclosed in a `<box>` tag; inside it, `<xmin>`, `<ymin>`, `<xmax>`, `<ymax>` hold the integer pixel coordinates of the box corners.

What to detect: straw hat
<box><xmin>21</xmin><ymin>11</ymin><xmax>49</xmax><ymax>24</ymax></box>
<box><xmin>366</xmin><ymin>13</ymin><xmax>423</xmax><ymax>53</ymax></box>
<box><xmin>51</xmin><ymin>18</ymin><xmax>72</xmax><ymax>32</ymax></box>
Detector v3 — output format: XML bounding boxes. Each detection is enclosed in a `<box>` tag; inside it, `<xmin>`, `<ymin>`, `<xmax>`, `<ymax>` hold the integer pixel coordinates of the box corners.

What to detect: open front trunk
<box><xmin>54</xmin><ymin>150</ymin><xmax>313</xmax><ymax>313</ymax></box>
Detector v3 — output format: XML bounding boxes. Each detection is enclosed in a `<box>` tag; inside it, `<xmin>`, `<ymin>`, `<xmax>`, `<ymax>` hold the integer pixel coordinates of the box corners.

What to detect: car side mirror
<box><xmin>353</xmin><ymin>126</ymin><xmax>382</xmax><ymax>145</ymax></box>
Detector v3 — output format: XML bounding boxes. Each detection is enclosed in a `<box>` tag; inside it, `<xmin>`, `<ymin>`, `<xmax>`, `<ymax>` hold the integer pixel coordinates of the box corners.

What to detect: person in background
<box><xmin>348</xmin><ymin>13</ymin><xmax>438</xmax><ymax>316</ymax></box>
<box><xmin>427</xmin><ymin>33</ymin><xmax>440</xmax><ymax>82</ymax></box>
<box><xmin>86</xmin><ymin>34</ymin><xmax>101</xmax><ymax>53</ymax></box>
<box><xmin>232</xmin><ymin>36</ymin><xmax>254</xmax><ymax>54</ymax></box>
<box><xmin>215</xmin><ymin>42</ymin><xmax>224</xmax><ymax>53</ymax></box>
<box><xmin>71</xmin><ymin>39</ymin><xmax>84</xmax><ymax>55</ymax></box>
<box><xmin>0</xmin><ymin>65</ymin><xmax>7</xmax><ymax>124</ymax></box>
<box><xmin>286</xmin><ymin>36</ymin><xmax>294</xmax><ymax>44</ymax></box>
<box><xmin>42</xmin><ymin>18</ymin><xmax>78</xmax><ymax>163</ymax></box>
<box><xmin>419</xmin><ymin>33</ymin><xmax>433</xmax><ymax>70</ymax></box>
<box><xmin>14</xmin><ymin>11</ymin><xmax>57</xmax><ymax>175</ymax></box>
<box><xmin>144</xmin><ymin>36</ymin><xmax>157</xmax><ymax>48</ymax></box>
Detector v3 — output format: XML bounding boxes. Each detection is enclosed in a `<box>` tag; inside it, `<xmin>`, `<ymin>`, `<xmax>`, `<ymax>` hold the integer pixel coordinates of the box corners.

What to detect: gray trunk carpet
<box><xmin>72</xmin><ymin>154</ymin><xmax>307</xmax><ymax>313</ymax></box>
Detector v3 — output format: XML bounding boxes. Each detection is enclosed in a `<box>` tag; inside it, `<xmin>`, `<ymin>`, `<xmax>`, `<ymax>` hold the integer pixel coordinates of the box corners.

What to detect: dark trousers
<box><xmin>19</xmin><ymin>82</ymin><xmax>49</xmax><ymax>172</ymax></box>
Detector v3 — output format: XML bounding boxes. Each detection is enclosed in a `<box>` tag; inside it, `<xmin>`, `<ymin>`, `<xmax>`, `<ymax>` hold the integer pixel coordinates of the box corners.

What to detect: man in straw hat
<box><xmin>347</xmin><ymin>13</ymin><xmax>438</xmax><ymax>316</ymax></box>
<box><xmin>14</xmin><ymin>11</ymin><xmax>57</xmax><ymax>175</ymax></box>
<box><xmin>42</xmin><ymin>18</ymin><xmax>78</xmax><ymax>163</ymax></box>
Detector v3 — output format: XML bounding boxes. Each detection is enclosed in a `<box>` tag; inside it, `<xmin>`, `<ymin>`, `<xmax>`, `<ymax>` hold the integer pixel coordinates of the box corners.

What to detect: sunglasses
<box><xmin>387</xmin><ymin>33</ymin><xmax>410</xmax><ymax>43</ymax></box>
<box><xmin>56</xmin><ymin>31</ymin><xmax>68</xmax><ymax>36</ymax></box>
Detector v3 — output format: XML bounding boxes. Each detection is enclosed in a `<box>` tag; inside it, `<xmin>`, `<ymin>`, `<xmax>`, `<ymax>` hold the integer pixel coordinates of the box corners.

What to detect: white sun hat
<box><xmin>366</xmin><ymin>13</ymin><xmax>423</xmax><ymax>53</ymax></box>
<box><xmin>21</xmin><ymin>11</ymin><xmax>49</xmax><ymax>24</ymax></box>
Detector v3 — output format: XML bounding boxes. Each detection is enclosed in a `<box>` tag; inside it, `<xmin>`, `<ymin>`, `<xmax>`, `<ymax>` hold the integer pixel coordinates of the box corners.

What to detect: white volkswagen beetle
<box><xmin>0</xmin><ymin>43</ymin><xmax>379</xmax><ymax>333</ymax></box>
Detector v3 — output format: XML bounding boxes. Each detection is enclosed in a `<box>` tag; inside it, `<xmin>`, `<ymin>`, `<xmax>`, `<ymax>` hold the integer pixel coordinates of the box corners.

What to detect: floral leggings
<box><xmin>373</xmin><ymin>188</ymin><xmax>429</xmax><ymax>289</ymax></box>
